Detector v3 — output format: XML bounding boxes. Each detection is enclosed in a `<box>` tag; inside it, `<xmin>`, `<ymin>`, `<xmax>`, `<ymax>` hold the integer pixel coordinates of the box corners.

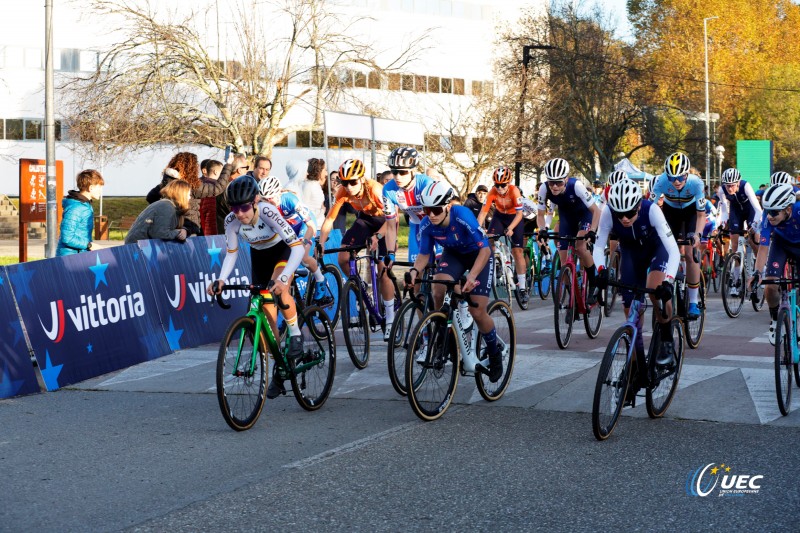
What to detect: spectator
<box><xmin>200</xmin><ymin>160</ymin><xmax>223</xmax><ymax>235</ymax></box>
<box><xmin>125</xmin><ymin>180</ymin><xmax>190</xmax><ymax>244</ymax></box>
<box><xmin>292</xmin><ymin>157</ymin><xmax>327</xmax><ymax>224</ymax></box>
<box><xmin>450</xmin><ymin>195</ymin><xmax>462</xmax><ymax>206</ymax></box>
<box><xmin>284</xmin><ymin>159</ymin><xmax>307</xmax><ymax>194</ymax></box>
<box><xmin>464</xmin><ymin>184</ymin><xmax>488</xmax><ymax>219</ymax></box>
<box><xmin>216</xmin><ymin>152</ymin><xmax>248</xmax><ymax>233</ymax></box>
<box><xmin>251</xmin><ymin>155</ymin><xmax>272</xmax><ymax>181</ymax></box>
<box><xmin>56</xmin><ymin>169</ymin><xmax>104</xmax><ymax>256</ymax></box>
<box><xmin>376</xmin><ymin>170</ymin><xmax>392</xmax><ymax>185</ymax></box>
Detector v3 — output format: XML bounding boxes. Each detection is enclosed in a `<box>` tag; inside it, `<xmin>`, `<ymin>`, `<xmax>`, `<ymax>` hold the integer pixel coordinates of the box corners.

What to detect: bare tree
<box><xmin>62</xmin><ymin>0</ymin><xmax>426</xmax><ymax>159</ymax></box>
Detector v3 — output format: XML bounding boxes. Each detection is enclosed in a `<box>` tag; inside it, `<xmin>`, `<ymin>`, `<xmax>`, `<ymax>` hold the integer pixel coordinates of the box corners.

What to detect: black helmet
<box><xmin>388</xmin><ymin>147</ymin><xmax>419</xmax><ymax>169</ymax></box>
<box><xmin>226</xmin><ymin>175</ymin><xmax>259</xmax><ymax>205</ymax></box>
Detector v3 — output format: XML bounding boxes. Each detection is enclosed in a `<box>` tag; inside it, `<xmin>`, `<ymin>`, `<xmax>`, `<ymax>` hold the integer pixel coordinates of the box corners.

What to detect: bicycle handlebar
<box><xmin>213</xmin><ymin>282</ymin><xmax>290</xmax><ymax>311</ymax></box>
<box><xmin>605</xmin><ymin>279</ymin><xmax>657</xmax><ymax>296</ymax></box>
<box><xmin>323</xmin><ymin>243</ymin><xmax>368</xmax><ymax>255</ymax></box>
<box><xmin>424</xmin><ymin>278</ymin><xmax>479</xmax><ymax>307</ymax></box>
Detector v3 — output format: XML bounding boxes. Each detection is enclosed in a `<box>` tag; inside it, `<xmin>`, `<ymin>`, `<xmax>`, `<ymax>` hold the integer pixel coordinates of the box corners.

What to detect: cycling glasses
<box><xmin>766</xmin><ymin>209</ymin><xmax>785</xmax><ymax>218</ymax></box>
<box><xmin>340</xmin><ymin>179</ymin><xmax>360</xmax><ymax>187</ymax></box>
<box><xmin>423</xmin><ymin>206</ymin><xmax>446</xmax><ymax>216</ymax></box>
<box><xmin>613</xmin><ymin>207</ymin><xmax>639</xmax><ymax>220</ymax></box>
<box><xmin>230</xmin><ymin>202</ymin><xmax>254</xmax><ymax>214</ymax></box>
<box><xmin>494</xmin><ymin>182</ymin><xmax>509</xmax><ymax>189</ymax></box>
<box><xmin>670</xmin><ymin>174</ymin><xmax>688</xmax><ymax>183</ymax></box>
<box><xmin>391</xmin><ymin>169</ymin><xmax>411</xmax><ymax>176</ymax></box>
<box><xmin>547</xmin><ymin>180</ymin><xmax>565</xmax><ymax>187</ymax></box>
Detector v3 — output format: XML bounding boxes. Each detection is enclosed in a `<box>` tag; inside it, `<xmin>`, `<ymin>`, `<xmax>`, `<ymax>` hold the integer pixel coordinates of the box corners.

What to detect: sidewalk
<box><xmin>0</xmin><ymin>239</ymin><xmax>126</xmax><ymax>260</ymax></box>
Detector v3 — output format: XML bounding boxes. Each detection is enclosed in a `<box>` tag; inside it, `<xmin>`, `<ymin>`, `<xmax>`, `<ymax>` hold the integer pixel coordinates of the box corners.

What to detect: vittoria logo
<box><xmin>165</xmin><ymin>269</ymin><xmax>250</xmax><ymax>309</ymax></box>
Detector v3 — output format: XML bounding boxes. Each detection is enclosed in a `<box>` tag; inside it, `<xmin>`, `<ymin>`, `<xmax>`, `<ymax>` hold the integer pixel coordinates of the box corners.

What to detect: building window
<box><xmin>25</xmin><ymin>119</ymin><xmax>42</xmax><ymax>140</ymax></box>
<box><xmin>441</xmin><ymin>78</ymin><xmax>452</xmax><ymax>94</ymax></box>
<box><xmin>54</xmin><ymin>120</ymin><xmax>62</xmax><ymax>141</ymax></box>
<box><xmin>5</xmin><ymin>119</ymin><xmax>23</xmax><ymax>140</ymax></box>
<box><xmin>311</xmin><ymin>130</ymin><xmax>325</xmax><ymax>147</ymax></box>
<box><xmin>354</xmin><ymin>70</ymin><xmax>368</xmax><ymax>88</ymax></box>
<box><xmin>472</xmin><ymin>136</ymin><xmax>494</xmax><ymax>153</ymax></box>
<box><xmin>472</xmin><ymin>80</ymin><xmax>483</xmax><ymax>96</ymax></box>
<box><xmin>401</xmin><ymin>74</ymin><xmax>414</xmax><ymax>91</ymax></box>
<box><xmin>0</xmin><ymin>120</ymin><xmax>4</xmax><ymax>139</ymax></box>
<box><xmin>296</xmin><ymin>130</ymin><xmax>311</xmax><ymax>148</ymax></box>
<box><xmin>354</xmin><ymin>138</ymin><xmax>369</xmax><ymax>149</ymax></box>
<box><xmin>415</xmin><ymin>74</ymin><xmax>428</xmax><ymax>93</ymax></box>
<box><xmin>368</xmin><ymin>70</ymin><xmax>381</xmax><ymax>89</ymax></box>
<box><xmin>453</xmin><ymin>78</ymin><xmax>464</xmax><ymax>95</ymax></box>
<box><xmin>388</xmin><ymin>73</ymin><xmax>401</xmax><ymax>90</ymax></box>
<box><xmin>428</xmin><ymin>76</ymin><xmax>440</xmax><ymax>93</ymax></box>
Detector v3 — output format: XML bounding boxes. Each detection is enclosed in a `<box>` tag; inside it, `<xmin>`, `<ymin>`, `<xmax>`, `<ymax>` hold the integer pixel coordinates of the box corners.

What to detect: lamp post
<box><xmin>515</xmin><ymin>44</ymin><xmax>554</xmax><ymax>187</ymax></box>
<box><xmin>704</xmin><ymin>16</ymin><xmax>718</xmax><ymax>192</ymax></box>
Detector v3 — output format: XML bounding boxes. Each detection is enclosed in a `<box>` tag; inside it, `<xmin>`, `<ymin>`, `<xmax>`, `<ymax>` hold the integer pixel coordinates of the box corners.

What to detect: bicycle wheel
<box><xmin>475</xmin><ymin>300</ymin><xmax>516</xmax><ymax>401</ymax></box>
<box><xmin>491</xmin><ymin>255</ymin><xmax>509</xmax><ymax>303</ymax></box>
<box><xmin>713</xmin><ymin>252</ymin><xmax>723</xmax><ymax>292</ymax></box>
<box><xmin>379</xmin><ymin>274</ymin><xmax>404</xmax><ymax>335</ymax></box>
<box><xmin>387</xmin><ymin>297</ymin><xmax>426</xmax><ymax>396</ymax></box>
<box><xmin>604</xmin><ymin>251</ymin><xmax>620</xmax><ymax>317</ymax></box>
<box><xmin>774</xmin><ymin>309</ymin><xmax>793</xmax><ymax>416</ymax></box>
<box><xmin>684</xmin><ymin>275</ymin><xmax>705</xmax><ymax>349</ymax></box>
<box><xmin>646</xmin><ymin>318</ymin><xmax>685</xmax><ymax>418</ymax></box>
<box><xmin>406</xmin><ymin>312</ymin><xmax>459</xmax><ymax>421</ymax></box>
<box><xmin>554</xmin><ymin>265</ymin><xmax>574</xmax><ymax>349</ymax></box>
<box><xmin>306</xmin><ymin>264</ymin><xmax>342</xmax><ymax>330</ymax></box>
<box><xmin>701</xmin><ymin>249</ymin><xmax>712</xmax><ymax>296</ymax></box>
<box><xmin>721</xmin><ymin>252</ymin><xmax>745</xmax><ymax>318</ymax></box>
<box><xmin>591</xmin><ymin>326</ymin><xmax>633</xmax><ymax>441</ymax></box>
<box><xmin>583</xmin><ymin>283</ymin><xmax>604</xmax><ymax>339</ymax></box>
<box><xmin>288</xmin><ymin>306</ymin><xmax>336</xmax><ymax>410</ymax></box>
<box><xmin>341</xmin><ymin>279</ymin><xmax>370</xmax><ymax>369</ymax></box>
<box><xmin>549</xmin><ymin>252</ymin><xmax>561</xmax><ymax>295</ymax></box>
<box><xmin>538</xmin><ymin>253</ymin><xmax>553</xmax><ymax>300</ymax></box>
<box><xmin>751</xmin><ymin>271</ymin><xmax>766</xmax><ymax>312</ymax></box>
<box><xmin>216</xmin><ymin>317</ymin><xmax>268</xmax><ymax>431</ymax></box>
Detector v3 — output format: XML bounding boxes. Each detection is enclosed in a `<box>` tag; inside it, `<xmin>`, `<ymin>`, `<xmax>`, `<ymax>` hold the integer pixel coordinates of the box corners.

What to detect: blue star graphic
<box><xmin>10</xmin><ymin>321</ymin><xmax>23</xmax><ymax>348</ymax></box>
<box><xmin>8</xmin><ymin>265</ymin><xmax>35</xmax><ymax>302</ymax></box>
<box><xmin>89</xmin><ymin>255</ymin><xmax>109</xmax><ymax>290</ymax></box>
<box><xmin>140</xmin><ymin>240</ymin><xmax>155</xmax><ymax>262</ymax></box>
<box><xmin>39</xmin><ymin>350</ymin><xmax>63</xmax><ymax>391</ymax></box>
<box><xmin>203</xmin><ymin>314</ymin><xmax>209</xmax><ymax>323</ymax></box>
<box><xmin>87</xmin><ymin>343</ymin><xmax>93</xmax><ymax>353</ymax></box>
<box><xmin>138</xmin><ymin>330</ymin><xmax>168</xmax><ymax>360</ymax></box>
<box><xmin>0</xmin><ymin>274</ymin><xmax>4</xmax><ymax>286</ymax></box>
<box><xmin>164</xmin><ymin>316</ymin><xmax>184</xmax><ymax>351</ymax></box>
<box><xmin>133</xmin><ymin>251</ymin><xmax>140</xmax><ymax>261</ymax></box>
<box><xmin>207</xmin><ymin>241</ymin><xmax>222</xmax><ymax>269</ymax></box>
<box><xmin>0</xmin><ymin>362</ymin><xmax>25</xmax><ymax>398</ymax></box>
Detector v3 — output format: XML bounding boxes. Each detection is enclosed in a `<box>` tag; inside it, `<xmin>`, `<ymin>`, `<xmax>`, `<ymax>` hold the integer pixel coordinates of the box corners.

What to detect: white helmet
<box><xmin>664</xmin><ymin>152</ymin><xmax>691</xmax><ymax>178</ymax></box>
<box><xmin>543</xmin><ymin>158</ymin><xmax>570</xmax><ymax>181</ymax></box>
<box><xmin>608</xmin><ymin>170</ymin><xmax>627</xmax><ymax>187</ymax></box>
<box><xmin>770</xmin><ymin>171</ymin><xmax>793</xmax><ymax>186</ymax></box>
<box><xmin>762</xmin><ymin>183</ymin><xmax>795</xmax><ymax>211</ymax></box>
<box><xmin>419</xmin><ymin>182</ymin><xmax>455</xmax><ymax>207</ymax></box>
<box><xmin>258</xmin><ymin>175</ymin><xmax>282</xmax><ymax>199</ymax></box>
<box><xmin>608</xmin><ymin>178</ymin><xmax>643</xmax><ymax>213</ymax></box>
<box><xmin>721</xmin><ymin>168</ymin><xmax>741</xmax><ymax>184</ymax></box>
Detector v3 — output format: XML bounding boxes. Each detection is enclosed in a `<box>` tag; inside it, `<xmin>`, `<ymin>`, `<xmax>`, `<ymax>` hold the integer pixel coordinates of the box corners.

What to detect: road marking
<box><xmin>713</xmin><ymin>355</ymin><xmax>773</xmax><ymax>363</ymax></box>
<box><xmin>740</xmin><ymin>368</ymin><xmax>784</xmax><ymax>424</ymax></box>
<box><xmin>96</xmin><ymin>350</ymin><xmax>216</xmax><ymax>387</ymax></box>
<box><xmin>749</xmin><ymin>337</ymin><xmax>772</xmax><ymax>344</ymax></box>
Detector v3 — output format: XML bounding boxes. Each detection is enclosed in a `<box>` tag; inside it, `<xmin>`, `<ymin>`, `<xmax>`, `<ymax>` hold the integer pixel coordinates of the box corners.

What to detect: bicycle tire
<box><xmin>289</xmin><ymin>306</ymin><xmax>336</xmax><ymax>411</ymax></box>
<box><xmin>475</xmin><ymin>300</ymin><xmax>516</xmax><ymax>401</ymax></box>
<box><xmin>701</xmin><ymin>249</ymin><xmax>712</xmax><ymax>295</ymax></box>
<box><xmin>379</xmin><ymin>274</ymin><xmax>404</xmax><ymax>335</ymax></box>
<box><xmin>387</xmin><ymin>298</ymin><xmax>426</xmax><ymax>396</ymax></box>
<box><xmin>549</xmin><ymin>252</ymin><xmax>561</xmax><ymax>295</ymax></box>
<box><xmin>604</xmin><ymin>251</ymin><xmax>620</xmax><ymax>317</ymax></box>
<box><xmin>406</xmin><ymin>311</ymin><xmax>459</xmax><ymax>421</ymax></box>
<box><xmin>751</xmin><ymin>268</ymin><xmax>766</xmax><ymax>312</ymax></box>
<box><xmin>583</xmin><ymin>281</ymin><xmax>604</xmax><ymax>340</ymax></box>
<box><xmin>537</xmin><ymin>254</ymin><xmax>553</xmax><ymax>300</ymax></box>
<box><xmin>554</xmin><ymin>265</ymin><xmax>574</xmax><ymax>349</ymax></box>
<box><xmin>684</xmin><ymin>274</ymin><xmax>705</xmax><ymax>349</ymax></box>
<box><xmin>216</xmin><ymin>317</ymin><xmax>268</xmax><ymax>431</ymax></box>
<box><xmin>591</xmin><ymin>325</ymin><xmax>634</xmax><ymax>441</ymax></box>
<box><xmin>341</xmin><ymin>279</ymin><xmax>370</xmax><ymax>369</ymax></box>
<box><xmin>721</xmin><ymin>252</ymin><xmax>745</xmax><ymax>318</ymax></box>
<box><xmin>775</xmin><ymin>309</ymin><xmax>793</xmax><ymax>416</ymax></box>
<box><xmin>646</xmin><ymin>317</ymin><xmax>684</xmax><ymax>418</ymax></box>
<box><xmin>306</xmin><ymin>264</ymin><xmax>343</xmax><ymax>330</ymax></box>
<box><xmin>491</xmin><ymin>254</ymin><xmax>507</xmax><ymax>303</ymax></box>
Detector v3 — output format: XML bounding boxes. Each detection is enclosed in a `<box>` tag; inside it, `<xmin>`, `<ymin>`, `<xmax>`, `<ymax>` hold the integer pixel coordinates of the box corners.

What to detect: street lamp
<box><xmin>515</xmin><ymin>44</ymin><xmax>554</xmax><ymax>187</ymax></box>
<box><xmin>714</xmin><ymin>144</ymin><xmax>725</xmax><ymax>184</ymax></box>
<box><xmin>704</xmin><ymin>16</ymin><xmax>719</xmax><ymax>192</ymax></box>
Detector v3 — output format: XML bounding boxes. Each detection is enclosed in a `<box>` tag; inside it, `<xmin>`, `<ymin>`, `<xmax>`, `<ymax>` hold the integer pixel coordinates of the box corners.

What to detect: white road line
<box><xmin>740</xmin><ymin>368</ymin><xmax>784</xmax><ymax>424</ymax></box>
<box><xmin>97</xmin><ymin>351</ymin><xmax>216</xmax><ymax>386</ymax></box>
<box><xmin>713</xmin><ymin>355</ymin><xmax>773</xmax><ymax>363</ymax></box>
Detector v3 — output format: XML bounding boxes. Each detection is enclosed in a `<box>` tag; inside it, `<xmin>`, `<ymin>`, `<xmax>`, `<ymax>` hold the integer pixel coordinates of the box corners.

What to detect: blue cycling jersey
<box><xmin>536</xmin><ymin>178</ymin><xmax>594</xmax><ymax>217</ymax></box>
<box><xmin>276</xmin><ymin>190</ymin><xmax>314</xmax><ymax>238</ymax></box>
<box><xmin>418</xmin><ymin>204</ymin><xmax>489</xmax><ymax>255</ymax></box>
<box><xmin>760</xmin><ymin>201</ymin><xmax>800</xmax><ymax>246</ymax></box>
<box><xmin>382</xmin><ymin>173</ymin><xmax>435</xmax><ymax>225</ymax></box>
<box><xmin>651</xmin><ymin>173</ymin><xmax>706</xmax><ymax>211</ymax></box>
<box><xmin>722</xmin><ymin>180</ymin><xmax>755</xmax><ymax>215</ymax></box>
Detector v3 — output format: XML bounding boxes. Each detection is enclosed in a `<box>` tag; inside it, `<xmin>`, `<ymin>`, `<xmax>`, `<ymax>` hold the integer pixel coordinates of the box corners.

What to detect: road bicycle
<box><xmin>519</xmin><ymin>232</ymin><xmax>554</xmax><ymax>309</ymax></box>
<box><xmin>293</xmin><ymin>244</ymin><xmax>342</xmax><ymax>329</ymax></box>
<box><xmin>327</xmin><ymin>242</ymin><xmax>402</xmax><ymax>369</ymax></box>
<box><xmin>700</xmin><ymin>230</ymin><xmax>724</xmax><ymax>294</ymax></box>
<box><xmin>762</xmin><ymin>274</ymin><xmax>800</xmax><ymax>416</ymax></box>
<box><xmin>546</xmin><ymin>231</ymin><xmax>603</xmax><ymax>349</ymax></box>
<box><xmin>592</xmin><ymin>280</ymin><xmax>685</xmax><ymax>440</ymax></box>
<box><xmin>603</xmin><ymin>245</ymin><xmax>621</xmax><ymax>317</ymax></box>
<box><xmin>214</xmin><ymin>282</ymin><xmax>335</xmax><ymax>431</ymax></box>
<box><xmin>721</xmin><ymin>230</ymin><xmax>765</xmax><ymax>317</ymax></box>
<box><xmin>487</xmin><ymin>234</ymin><xmax>516</xmax><ymax>306</ymax></box>
<box><xmin>405</xmin><ymin>278</ymin><xmax>516</xmax><ymax>421</ymax></box>
<box><xmin>386</xmin><ymin>261</ymin><xmax>436</xmax><ymax>396</ymax></box>
<box><xmin>673</xmin><ymin>238</ymin><xmax>706</xmax><ymax>349</ymax></box>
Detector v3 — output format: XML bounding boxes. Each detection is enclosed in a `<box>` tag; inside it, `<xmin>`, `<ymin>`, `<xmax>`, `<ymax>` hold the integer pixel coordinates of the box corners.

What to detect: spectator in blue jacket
<box><xmin>56</xmin><ymin>169</ymin><xmax>104</xmax><ymax>256</ymax></box>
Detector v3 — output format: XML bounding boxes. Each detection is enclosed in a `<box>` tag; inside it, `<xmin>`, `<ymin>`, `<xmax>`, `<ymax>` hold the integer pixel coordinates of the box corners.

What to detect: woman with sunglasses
<box><xmin>749</xmin><ymin>183</ymin><xmax>800</xmax><ymax>344</ymax></box>
<box><xmin>477</xmin><ymin>166</ymin><xmax>530</xmax><ymax>304</ymax></box>
<box><xmin>382</xmin><ymin>147</ymin><xmax>436</xmax><ymax>266</ymax></box>
<box><xmin>594</xmin><ymin>178</ymin><xmax>680</xmax><ymax>368</ymax></box>
<box><xmin>318</xmin><ymin>159</ymin><xmax>397</xmax><ymax>335</ymax></box>
<box><xmin>535</xmin><ymin>157</ymin><xmax>602</xmax><ymax>304</ymax></box>
<box><xmin>406</xmin><ymin>182</ymin><xmax>505</xmax><ymax>382</ymax></box>
<box><xmin>649</xmin><ymin>152</ymin><xmax>707</xmax><ymax>319</ymax></box>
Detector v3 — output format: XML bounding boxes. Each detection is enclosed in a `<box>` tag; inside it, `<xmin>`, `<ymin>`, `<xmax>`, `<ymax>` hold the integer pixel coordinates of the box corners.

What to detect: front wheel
<box><xmin>604</xmin><ymin>251</ymin><xmax>620</xmax><ymax>317</ymax></box>
<box><xmin>646</xmin><ymin>317</ymin><xmax>684</xmax><ymax>418</ymax></box>
<box><xmin>387</xmin><ymin>298</ymin><xmax>426</xmax><ymax>396</ymax></box>
<box><xmin>583</xmin><ymin>280</ymin><xmax>604</xmax><ymax>339</ymax></box>
<box><xmin>406</xmin><ymin>312</ymin><xmax>459</xmax><ymax>421</ymax></box>
<box><xmin>684</xmin><ymin>274</ymin><xmax>705</xmax><ymax>349</ymax></box>
<box><xmin>701</xmin><ymin>249</ymin><xmax>712</xmax><ymax>296</ymax></box>
<box><xmin>341</xmin><ymin>279</ymin><xmax>370</xmax><ymax>369</ymax></box>
<box><xmin>537</xmin><ymin>251</ymin><xmax>553</xmax><ymax>300</ymax></box>
<box><xmin>305</xmin><ymin>264</ymin><xmax>343</xmax><ymax>330</ymax></box>
<box><xmin>775</xmin><ymin>309</ymin><xmax>793</xmax><ymax>416</ymax></box>
<box><xmin>554</xmin><ymin>264</ymin><xmax>574</xmax><ymax>349</ymax></box>
<box><xmin>475</xmin><ymin>300</ymin><xmax>516</xmax><ymax>401</ymax></box>
<box><xmin>216</xmin><ymin>317</ymin><xmax>268</xmax><ymax>431</ymax></box>
<box><xmin>290</xmin><ymin>306</ymin><xmax>336</xmax><ymax>410</ymax></box>
<box><xmin>721</xmin><ymin>252</ymin><xmax>745</xmax><ymax>318</ymax></box>
<box><xmin>592</xmin><ymin>326</ymin><xmax>633</xmax><ymax>441</ymax></box>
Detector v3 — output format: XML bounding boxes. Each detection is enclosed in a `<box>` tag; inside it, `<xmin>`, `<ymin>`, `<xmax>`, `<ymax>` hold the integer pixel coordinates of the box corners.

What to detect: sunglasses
<box><xmin>237</xmin><ymin>165</ymin><xmax>250</xmax><ymax>172</ymax></box>
<box><xmin>670</xmin><ymin>174</ymin><xmax>687</xmax><ymax>183</ymax></box>
<box><xmin>547</xmin><ymin>180</ymin><xmax>565</xmax><ymax>187</ymax></box>
<box><xmin>391</xmin><ymin>169</ymin><xmax>411</xmax><ymax>176</ymax></box>
<box><xmin>423</xmin><ymin>206</ymin><xmax>445</xmax><ymax>216</ymax></box>
<box><xmin>341</xmin><ymin>179</ymin><xmax>360</xmax><ymax>187</ymax></box>
<box><xmin>613</xmin><ymin>201</ymin><xmax>641</xmax><ymax>220</ymax></box>
<box><xmin>766</xmin><ymin>209</ymin><xmax>785</xmax><ymax>218</ymax></box>
<box><xmin>494</xmin><ymin>182</ymin><xmax>509</xmax><ymax>189</ymax></box>
<box><xmin>230</xmin><ymin>202</ymin><xmax>254</xmax><ymax>214</ymax></box>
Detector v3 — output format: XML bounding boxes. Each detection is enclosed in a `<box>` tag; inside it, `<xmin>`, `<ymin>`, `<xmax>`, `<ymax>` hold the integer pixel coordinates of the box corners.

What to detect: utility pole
<box><xmin>44</xmin><ymin>0</ymin><xmax>57</xmax><ymax>257</ymax></box>
<box><xmin>514</xmin><ymin>44</ymin><xmax>553</xmax><ymax>187</ymax></box>
<box><xmin>703</xmin><ymin>16</ymin><xmax>718</xmax><ymax>193</ymax></box>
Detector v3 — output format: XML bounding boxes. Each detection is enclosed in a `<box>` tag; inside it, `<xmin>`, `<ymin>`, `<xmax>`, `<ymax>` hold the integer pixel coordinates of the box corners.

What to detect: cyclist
<box><xmin>382</xmin><ymin>146</ymin><xmax>436</xmax><ymax>264</ymax></box>
<box><xmin>592</xmin><ymin>179</ymin><xmax>606</xmax><ymax>207</ymax></box>
<box><xmin>478</xmin><ymin>167</ymin><xmax>529</xmax><ymax>304</ymax></box>
<box><xmin>406</xmin><ymin>182</ymin><xmax>504</xmax><ymax>382</ymax></box>
<box><xmin>206</xmin><ymin>175</ymin><xmax>306</xmax><ymax>398</ymax></box>
<box><xmin>649</xmin><ymin>152</ymin><xmax>706</xmax><ymax>319</ymax></box>
<box><xmin>750</xmin><ymin>183</ymin><xmax>800</xmax><ymax>344</ymax></box>
<box><xmin>535</xmin><ymin>157</ymin><xmax>602</xmax><ymax>304</ymax></box>
<box><xmin>594</xmin><ymin>178</ymin><xmax>680</xmax><ymax>375</ymax></box>
<box><xmin>717</xmin><ymin>167</ymin><xmax>762</xmax><ymax>297</ymax></box>
<box><xmin>258</xmin><ymin>176</ymin><xmax>332</xmax><ymax>306</ymax></box>
<box><xmin>318</xmin><ymin>159</ymin><xmax>396</xmax><ymax>337</ymax></box>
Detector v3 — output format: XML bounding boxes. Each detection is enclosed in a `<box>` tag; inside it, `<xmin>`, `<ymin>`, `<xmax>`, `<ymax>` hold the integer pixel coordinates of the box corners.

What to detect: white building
<box><xmin>0</xmin><ymin>0</ymin><xmax>543</xmax><ymax>197</ymax></box>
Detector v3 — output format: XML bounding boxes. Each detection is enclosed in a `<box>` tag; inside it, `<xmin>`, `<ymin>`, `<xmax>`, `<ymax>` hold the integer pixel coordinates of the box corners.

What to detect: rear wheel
<box><xmin>475</xmin><ymin>300</ymin><xmax>516</xmax><ymax>401</ymax></box>
<box><xmin>537</xmin><ymin>250</ymin><xmax>553</xmax><ymax>300</ymax></box>
<box><xmin>684</xmin><ymin>275</ymin><xmax>705</xmax><ymax>349</ymax></box>
<box><xmin>290</xmin><ymin>306</ymin><xmax>336</xmax><ymax>410</ymax></box>
<box><xmin>305</xmin><ymin>264</ymin><xmax>343</xmax><ymax>330</ymax></box>
<box><xmin>775</xmin><ymin>309</ymin><xmax>793</xmax><ymax>416</ymax></box>
<box><xmin>583</xmin><ymin>282</ymin><xmax>604</xmax><ymax>339</ymax></box>
<box><xmin>387</xmin><ymin>298</ymin><xmax>426</xmax><ymax>396</ymax></box>
<box><xmin>492</xmin><ymin>254</ymin><xmax>511</xmax><ymax>305</ymax></box>
<box><xmin>406</xmin><ymin>312</ymin><xmax>458</xmax><ymax>421</ymax></box>
<box><xmin>721</xmin><ymin>252</ymin><xmax>745</xmax><ymax>318</ymax></box>
<box><xmin>646</xmin><ymin>318</ymin><xmax>684</xmax><ymax>418</ymax></box>
<box><xmin>216</xmin><ymin>317</ymin><xmax>267</xmax><ymax>431</ymax></box>
<box><xmin>592</xmin><ymin>326</ymin><xmax>633</xmax><ymax>441</ymax></box>
<box><xmin>701</xmin><ymin>249</ymin><xmax>712</xmax><ymax>295</ymax></box>
<box><xmin>554</xmin><ymin>265</ymin><xmax>574</xmax><ymax>349</ymax></box>
<box><xmin>604</xmin><ymin>250</ymin><xmax>620</xmax><ymax>317</ymax></box>
<box><xmin>341</xmin><ymin>279</ymin><xmax>370</xmax><ymax>369</ymax></box>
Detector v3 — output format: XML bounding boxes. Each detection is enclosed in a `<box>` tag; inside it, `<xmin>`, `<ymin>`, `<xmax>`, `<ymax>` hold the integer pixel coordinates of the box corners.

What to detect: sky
<box><xmin>593</xmin><ymin>0</ymin><xmax>635</xmax><ymax>41</ymax></box>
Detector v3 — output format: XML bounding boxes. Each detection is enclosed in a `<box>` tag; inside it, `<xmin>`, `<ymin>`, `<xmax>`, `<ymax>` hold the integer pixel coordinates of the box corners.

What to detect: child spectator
<box><xmin>125</xmin><ymin>180</ymin><xmax>190</xmax><ymax>244</ymax></box>
<box><xmin>56</xmin><ymin>169</ymin><xmax>104</xmax><ymax>256</ymax></box>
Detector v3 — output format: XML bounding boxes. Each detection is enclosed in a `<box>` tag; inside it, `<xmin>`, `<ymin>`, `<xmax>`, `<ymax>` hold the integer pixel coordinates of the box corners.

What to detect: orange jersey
<box><xmin>326</xmin><ymin>179</ymin><xmax>385</xmax><ymax>220</ymax></box>
<box><xmin>480</xmin><ymin>184</ymin><xmax>523</xmax><ymax>216</ymax></box>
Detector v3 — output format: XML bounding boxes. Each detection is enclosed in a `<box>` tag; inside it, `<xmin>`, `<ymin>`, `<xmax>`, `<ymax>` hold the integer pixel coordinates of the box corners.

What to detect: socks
<box><xmin>770</xmin><ymin>306</ymin><xmax>779</xmax><ymax>321</ymax></box>
<box><xmin>688</xmin><ymin>283</ymin><xmax>699</xmax><ymax>304</ymax></box>
<box><xmin>383</xmin><ymin>298</ymin><xmax>395</xmax><ymax>324</ymax></box>
<box><xmin>517</xmin><ymin>274</ymin><xmax>526</xmax><ymax>290</ymax></box>
<box><xmin>285</xmin><ymin>314</ymin><xmax>301</xmax><ymax>336</ymax></box>
<box><xmin>313</xmin><ymin>268</ymin><xmax>325</xmax><ymax>282</ymax></box>
<box><xmin>483</xmin><ymin>327</ymin><xmax>498</xmax><ymax>354</ymax></box>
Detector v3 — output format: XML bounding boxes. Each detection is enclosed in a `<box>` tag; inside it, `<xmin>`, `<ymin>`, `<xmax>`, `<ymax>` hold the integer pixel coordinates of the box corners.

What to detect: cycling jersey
<box><xmin>650</xmin><ymin>173</ymin><xmax>706</xmax><ymax>211</ymax></box>
<box><xmin>481</xmin><ymin>184</ymin><xmax>523</xmax><ymax>216</ymax></box>
<box><xmin>718</xmin><ymin>180</ymin><xmax>762</xmax><ymax>233</ymax></box>
<box><xmin>521</xmin><ymin>197</ymin><xmax>537</xmax><ymax>220</ymax></box>
<box><xmin>382</xmin><ymin>173</ymin><xmax>435</xmax><ymax>224</ymax></box>
<box><xmin>326</xmin><ymin>179</ymin><xmax>385</xmax><ymax>219</ymax></box>
<box><xmin>220</xmin><ymin>201</ymin><xmax>304</xmax><ymax>282</ymax></box>
<box><xmin>536</xmin><ymin>178</ymin><xmax>594</xmax><ymax>216</ymax></box>
<box><xmin>418</xmin><ymin>204</ymin><xmax>489</xmax><ymax>255</ymax></box>
<box><xmin>759</xmin><ymin>201</ymin><xmax>800</xmax><ymax>246</ymax></box>
<box><xmin>275</xmin><ymin>190</ymin><xmax>316</xmax><ymax>238</ymax></box>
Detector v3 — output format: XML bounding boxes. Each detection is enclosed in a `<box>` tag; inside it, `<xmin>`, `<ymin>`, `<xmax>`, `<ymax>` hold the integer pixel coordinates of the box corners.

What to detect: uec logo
<box><xmin>686</xmin><ymin>463</ymin><xmax>764</xmax><ymax>497</ymax></box>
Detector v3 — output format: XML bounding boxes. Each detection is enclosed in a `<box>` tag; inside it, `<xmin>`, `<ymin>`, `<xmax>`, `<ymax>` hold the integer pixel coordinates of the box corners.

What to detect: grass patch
<box><xmin>0</xmin><ymin>256</ymin><xmax>43</xmax><ymax>266</ymax></box>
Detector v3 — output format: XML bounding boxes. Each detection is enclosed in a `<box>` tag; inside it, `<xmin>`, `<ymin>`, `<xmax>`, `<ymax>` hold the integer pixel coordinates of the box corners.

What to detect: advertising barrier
<box><xmin>0</xmin><ymin>268</ymin><xmax>40</xmax><ymax>398</ymax></box>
